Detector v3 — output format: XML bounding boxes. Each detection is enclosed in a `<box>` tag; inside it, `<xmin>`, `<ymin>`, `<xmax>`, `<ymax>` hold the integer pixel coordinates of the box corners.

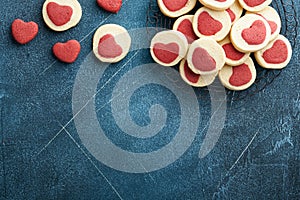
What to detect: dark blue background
<box><xmin>0</xmin><ymin>0</ymin><xmax>299</xmax><ymax>199</ymax></box>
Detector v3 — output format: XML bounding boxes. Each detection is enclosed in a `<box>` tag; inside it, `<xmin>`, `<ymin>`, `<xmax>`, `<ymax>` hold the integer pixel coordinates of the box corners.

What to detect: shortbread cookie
<box><xmin>150</xmin><ymin>30</ymin><xmax>188</xmax><ymax>67</ymax></box>
<box><xmin>230</xmin><ymin>14</ymin><xmax>271</xmax><ymax>52</ymax></box>
<box><xmin>93</xmin><ymin>24</ymin><xmax>131</xmax><ymax>63</ymax></box>
<box><xmin>157</xmin><ymin>0</ymin><xmax>197</xmax><ymax>18</ymax></box>
<box><xmin>226</xmin><ymin>0</ymin><xmax>243</xmax><ymax>24</ymax></box>
<box><xmin>53</xmin><ymin>40</ymin><xmax>81</xmax><ymax>63</ymax></box>
<box><xmin>219</xmin><ymin>36</ymin><xmax>250</xmax><ymax>66</ymax></box>
<box><xmin>179</xmin><ymin>59</ymin><xmax>217</xmax><ymax>87</ymax></box>
<box><xmin>97</xmin><ymin>0</ymin><xmax>122</xmax><ymax>13</ymax></box>
<box><xmin>219</xmin><ymin>57</ymin><xmax>257</xmax><ymax>91</ymax></box>
<box><xmin>238</xmin><ymin>0</ymin><xmax>272</xmax><ymax>12</ymax></box>
<box><xmin>173</xmin><ymin>15</ymin><xmax>198</xmax><ymax>44</ymax></box>
<box><xmin>42</xmin><ymin>0</ymin><xmax>82</xmax><ymax>32</ymax></box>
<box><xmin>254</xmin><ymin>35</ymin><xmax>292</xmax><ymax>69</ymax></box>
<box><xmin>193</xmin><ymin>7</ymin><xmax>231</xmax><ymax>42</ymax></box>
<box><xmin>186</xmin><ymin>38</ymin><xmax>226</xmax><ymax>75</ymax></box>
<box><xmin>199</xmin><ymin>0</ymin><xmax>235</xmax><ymax>11</ymax></box>
<box><xmin>11</xmin><ymin>19</ymin><xmax>38</xmax><ymax>44</ymax></box>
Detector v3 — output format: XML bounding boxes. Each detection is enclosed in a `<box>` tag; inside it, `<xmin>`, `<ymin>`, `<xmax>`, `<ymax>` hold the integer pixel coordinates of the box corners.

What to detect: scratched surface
<box><xmin>0</xmin><ymin>0</ymin><xmax>300</xmax><ymax>199</ymax></box>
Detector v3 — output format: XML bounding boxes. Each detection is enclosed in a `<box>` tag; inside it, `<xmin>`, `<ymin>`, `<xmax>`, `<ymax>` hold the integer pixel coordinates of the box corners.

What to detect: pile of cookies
<box><xmin>151</xmin><ymin>0</ymin><xmax>292</xmax><ymax>91</ymax></box>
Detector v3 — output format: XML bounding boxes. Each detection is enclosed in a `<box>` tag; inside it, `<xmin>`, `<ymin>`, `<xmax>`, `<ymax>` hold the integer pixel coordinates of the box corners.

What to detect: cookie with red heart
<box><xmin>97</xmin><ymin>0</ymin><xmax>122</xmax><ymax>13</ymax></box>
<box><xmin>179</xmin><ymin>59</ymin><xmax>217</xmax><ymax>87</ymax></box>
<box><xmin>173</xmin><ymin>15</ymin><xmax>198</xmax><ymax>44</ymax></box>
<box><xmin>150</xmin><ymin>30</ymin><xmax>188</xmax><ymax>67</ymax></box>
<box><xmin>238</xmin><ymin>0</ymin><xmax>272</xmax><ymax>12</ymax></box>
<box><xmin>53</xmin><ymin>40</ymin><xmax>81</xmax><ymax>63</ymax></box>
<box><xmin>93</xmin><ymin>24</ymin><xmax>131</xmax><ymax>63</ymax></box>
<box><xmin>193</xmin><ymin>7</ymin><xmax>231</xmax><ymax>42</ymax></box>
<box><xmin>157</xmin><ymin>0</ymin><xmax>197</xmax><ymax>18</ymax></box>
<box><xmin>11</xmin><ymin>19</ymin><xmax>39</xmax><ymax>44</ymax></box>
<box><xmin>199</xmin><ymin>0</ymin><xmax>235</xmax><ymax>11</ymax></box>
<box><xmin>219</xmin><ymin>57</ymin><xmax>257</xmax><ymax>91</ymax></box>
<box><xmin>42</xmin><ymin>0</ymin><xmax>82</xmax><ymax>32</ymax></box>
<box><xmin>186</xmin><ymin>38</ymin><xmax>226</xmax><ymax>75</ymax></box>
<box><xmin>225</xmin><ymin>0</ymin><xmax>243</xmax><ymax>24</ymax></box>
<box><xmin>230</xmin><ymin>14</ymin><xmax>271</xmax><ymax>52</ymax></box>
<box><xmin>254</xmin><ymin>35</ymin><xmax>292</xmax><ymax>69</ymax></box>
<box><xmin>219</xmin><ymin>36</ymin><xmax>250</xmax><ymax>66</ymax></box>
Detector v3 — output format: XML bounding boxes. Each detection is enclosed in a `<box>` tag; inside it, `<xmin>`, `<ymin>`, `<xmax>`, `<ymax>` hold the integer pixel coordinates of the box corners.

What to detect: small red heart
<box><xmin>53</xmin><ymin>40</ymin><xmax>81</xmax><ymax>63</ymax></box>
<box><xmin>11</xmin><ymin>19</ymin><xmax>38</xmax><ymax>44</ymax></box>
<box><xmin>243</xmin><ymin>0</ymin><xmax>266</xmax><ymax>7</ymax></box>
<box><xmin>98</xmin><ymin>34</ymin><xmax>123</xmax><ymax>58</ymax></box>
<box><xmin>97</xmin><ymin>0</ymin><xmax>122</xmax><ymax>13</ymax></box>
<box><xmin>162</xmin><ymin>0</ymin><xmax>188</xmax><ymax>12</ymax></box>
<box><xmin>153</xmin><ymin>43</ymin><xmax>179</xmax><ymax>64</ymax></box>
<box><xmin>229</xmin><ymin>64</ymin><xmax>252</xmax><ymax>87</ymax></box>
<box><xmin>177</xmin><ymin>19</ymin><xmax>198</xmax><ymax>44</ymax></box>
<box><xmin>222</xmin><ymin>43</ymin><xmax>245</xmax><ymax>61</ymax></box>
<box><xmin>262</xmin><ymin>40</ymin><xmax>288</xmax><ymax>64</ymax></box>
<box><xmin>242</xmin><ymin>20</ymin><xmax>267</xmax><ymax>45</ymax></box>
<box><xmin>192</xmin><ymin>47</ymin><xmax>216</xmax><ymax>72</ymax></box>
<box><xmin>183</xmin><ymin>60</ymin><xmax>200</xmax><ymax>83</ymax></box>
<box><xmin>47</xmin><ymin>2</ymin><xmax>73</xmax><ymax>26</ymax></box>
<box><xmin>197</xmin><ymin>11</ymin><xmax>223</xmax><ymax>36</ymax></box>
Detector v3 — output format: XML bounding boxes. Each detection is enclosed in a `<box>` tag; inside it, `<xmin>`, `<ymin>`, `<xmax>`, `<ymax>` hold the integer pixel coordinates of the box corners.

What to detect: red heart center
<box><xmin>47</xmin><ymin>2</ymin><xmax>73</xmax><ymax>26</ymax></box>
<box><xmin>226</xmin><ymin>8</ymin><xmax>236</xmax><ymax>23</ymax></box>
<box><xmin>11</xmin><ymin>19</ymin><xmax>38</xmax><ymax>44</ymax></box>
<box><xmin>243</xmin><ymin>0</ymin><xmax>266</xmax><ymax>7</ymax></box>
<box><xmin>192</xmin><ymin>47</ymin><xmax>216</xmax><ymax>72</ymax></box>
<box><xmin>98</xmin><ymin>34</ymin><xmax>123</xmax><ymax>58</ymax></box>
<box><xmin>97</xmin><ymin>0</ymin><xmax>122</xmax><ymax>13</ymax></box>
<box><xmin>242</xmin><ymin>20</ymin><xmax>267</xmax><ymax>45</ymax></box>
<box><xmin>262</xmin><ymin>40</ymin><xmax>288</xmax><ymax>64</ymax></box>
<box><xmin>153</xmin><ymin>43</ymin><xmax>179</xmax><ymax>64</ymax></box>
<box><xmin>183</xmin><ymin>61</ymin><xmax>200</xmax><ymax>83</ymax></box>
<box><xmin>197</xmin><ymin>11</ymin><xmax>223</xmax><ymax>36</ymax></box>
<box><xmin>222</xmin><ymin>43</ymin><xmax>245</xmax><ymax>61</ymax></box>
<box><xmin>229</xmin><ymin>64</ymin><xmax>252</xmax><ymax>87</ymax></box>
<box><xmin>162</xmin><ymin>0</ymin><xmax>188</xmax><ymax>12</ymax></box>
<box><xmin>177</xmin><ymin>19</ymin><xmax>198</xmax><ymax>44</ymax></box>
<box><xmin>53</xmin><ymin>40</ymin><xmax>81</xmax><ymax>63</ymax></box>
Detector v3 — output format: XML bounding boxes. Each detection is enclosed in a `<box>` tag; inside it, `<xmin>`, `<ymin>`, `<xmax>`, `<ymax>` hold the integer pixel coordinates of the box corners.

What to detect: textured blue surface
<box><xmin>0</xmin><ymin>0</ymin><xmax>300</xmax><ymax>199</ymax></box>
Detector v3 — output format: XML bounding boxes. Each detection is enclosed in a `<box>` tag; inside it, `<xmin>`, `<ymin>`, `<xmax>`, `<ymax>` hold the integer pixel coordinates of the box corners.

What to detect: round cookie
<box><xmin>93</xmin><ymin>24</ymin><xmax>131</xmax><ymax>63</ymax></box>
<box><xmin>247</xmin><ymin>6</ymin><xmax>281</xmax><ymax>41</ymax></box>
<box><xmin>193</xmin><ymin>7</ymin><xmax>231</xmax><ymax>42</ymax></box>
<box><xmin>42</xmin><ymin>0</ymin><xmax>82</xmax><ymax>32</ymax></box>
<box><xmin>225</xmin><ymin>0</ymin><xmax>244</xmax><ymax>24</ymax></box>
<box><xmin>219</xmin><ymin>36</ymin><xmax>250</xmax><ymax>66</ymax></box>
<box><xmin>186</xmin><ymin>38</ymin><xmax>226</xmax><ymax>75</ymax></box>
<box><xmin>150</xmin><ymin>30</ymin><xmax>188</xmax><ymax>67</ymax></box>
<box><xmin>173</xmin><ymin>15</ymin><xmax>198</xmax><ymax>44</ymax></box>
<box><xmin>219</xmin><ymin>57</ymin><xmax>257</xmax><ymax>91</ymax></box>
<box><xmin>179</xmin><ymin>59</ymin><xmax>217</xmax><ymax>87</ymax></box>
<box><xmin>238</xmin><ymin>0</ymin><xmax>272</xmax><ymax>12</ymax></box>
<box><xmin>199</xmin><ymin>0</ymin><xmax>235</xmax><ymax>11</ymax></box>
<box><xmin>157</xmin><ymin>0</ymin><xmax>197</xmax><ymax>18</ymax></box>
<box><xmin>254</xmin><ymin>35</ymin><xmax>292</xmax><ymax>69</ymax></box>
<box><xmin>230</xmin><ymin>14</ymin><xmax>271</xmax><ymax>53</ymax></box>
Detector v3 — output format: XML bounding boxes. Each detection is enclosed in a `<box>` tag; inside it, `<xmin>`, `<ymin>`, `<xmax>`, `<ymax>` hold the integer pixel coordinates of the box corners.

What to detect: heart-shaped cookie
<box><xmin>98</xmin><ymin>34</ymin><xmax>123</xmax><ymax>58</ymax></box>
<box><xmin>97</xmin><ymin>0</ymin><xmax>122</xmax><ymax>13</ymax></box>
<box><xmin>46</xmin><ymin>2</ymin><xmax>73</xmax><ymax>26</ymax></box>
<box><xmin>242</xmin><ymin>20</ymin><xmax>266</xmax><ymax>45</ymax></box>
<box><xmin>53</xmin><ymin>40</ymin><xmax>81</xmax><ymax>63</ymax></box>
<box><xmin>11</xmin><ymin>19</ymin><xmax>38</xmax><ymax>45</ymax></box>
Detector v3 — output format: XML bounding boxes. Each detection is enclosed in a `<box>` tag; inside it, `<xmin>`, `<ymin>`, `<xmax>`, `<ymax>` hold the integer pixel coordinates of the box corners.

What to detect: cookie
<box><xmin>226</xmin><ymin>0</ymin><xmax>243</xmax><ymax>24</ymax></box>
<box><xmin>254</xmin><ymin>35</ymin><xmax>292</xmax><ymax>69</ymax></box>
<box><xmin>97</xmin><ymin>0</ymin><xmax>122</xmax><ymax>13</ymax></box>
<box><xmin>238</xmin><ymin>0</ymin><xmax>272</xmax><ymax>12</ymax></box>
<box><xmin>186</xmin><ymin>38</ymin><xmax>226</xmax><ymax>75</ymax></box>
<box><xmin>173</xmin><ymin>15</ymin><xmax>198</xmax><ymax>44</ymax></box>
<box><xmin>230</xmin><ymin>14</ymin><xmax>271</xmax><ymax>52</ymax></box>
<box><xmin>42</xmin><ymin>0</ymin><xmax>82</xmax><ymax>32</ymax></box>
<box><xmin>11</xmin><ymin>19</ymin><xmax>38</xmax><ymax>44</ymax></box>
<box><xmin>219</xmin><ymin>36</ymin><xmax>250</xmax><ymax>66</ymax></box>
<box><xmin>179</xmin><ymin>59</ymin><xmax>217</xmax><ymax>87</ymax></box>
<box><xmin>193</xmin><ymin>7</ymin><xmax>231</xmax><ymax>42</ymax></box>
<box><xmin>199</xmin><ymin>0</ymin><xmax>235</xmax><ymax>11</ymax></box>
<box><xmin>150</xmin><ymin>30</ymin><xmax>188</xmax><ymax>67</ymax></box>
<box><xmin>219</xmin><ymin>57</ymin><xmax>257</xmax><ymax>91</ymax></box>
<box><xmin>93</xmin><ymin>24</ymin><xmax>131</xmax><ymax>63</ymax></box>
<box><xmin>246</xmin><ymin>6</ymin><xmax>281</xmax><ymax>41</ymax></box>
<box><xmin>53</xmin><ymin>40</ymin><xmax>81</xmax><ymax>63</ymax></box>
<box><xmin>157</xmin><ymin>0</ymin><xmax>197</xmax><ymax>18</ymax></box>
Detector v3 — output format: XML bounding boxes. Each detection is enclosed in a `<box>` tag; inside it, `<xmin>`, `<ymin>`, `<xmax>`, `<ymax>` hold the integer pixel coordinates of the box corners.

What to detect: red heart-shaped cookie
<box><xmin>242</xmin><ymin>20</ymin><xmax>267</xmax><ymax>45</ymax></box>
<box><xmin>98</xmin><ymin>34</ymin><xmax>123</xmax><ymax>58</ymax></box>
<box><xmin>243</xmin><ymin>0</ymin><xmax>266</xmax><ymax>7</ymax></box>
<box><xmin>192</xmin><ymin>47</ymin><xmax>216</xmax><ymax>72</ymax></box>
<box><xmin>53</xmin><ymin>40</ymin><xmax>81</xmax><ymax>63</ymax></box>
<box><xmin>47</xmin><ymin>2</ymin><xmax>73</xmax><ymax>26</ymax></box>
<box><xmin>153</xmin><ymin>43</ymin><xmax>180</xmax><ymax>64</ymax></box>
<box><xmin>262</xmin><ymin>40</ymin><xmax>288</xmax><ymax>64</ymax></box>
<box><xmin>97</xmin><ymin>0</ymin><xmax>122</xmax><ymax>13</ymax></box>
<box><xmin>162</xmin><ymin>0</ymin><xmax>188</xmax><ymax>12</ymax></box>
<box><xmin>11</xmin><ymin>19</ymin><xmax>38</xmax><ymax>44</ymax></box>
<box><xmin>197</xmin><ymin>11</ymin><xmax>223</xmax><ymax>36</ymax></box>
<box><xmin>229</xmin><ymin>63</ymin><xmax>252</xmax><ymax>87</ymax></box>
